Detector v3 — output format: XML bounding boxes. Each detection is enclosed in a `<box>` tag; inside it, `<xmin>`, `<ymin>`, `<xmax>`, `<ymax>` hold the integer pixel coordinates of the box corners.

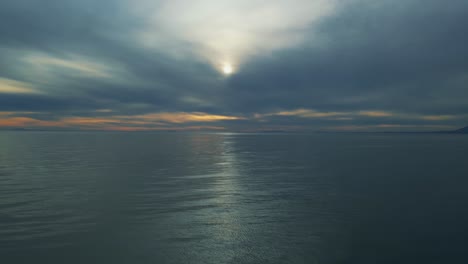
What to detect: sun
<box><xmin>222</xmin><ymin>63</ymin><xmax>233</xmax><ymax>75</ymax></box>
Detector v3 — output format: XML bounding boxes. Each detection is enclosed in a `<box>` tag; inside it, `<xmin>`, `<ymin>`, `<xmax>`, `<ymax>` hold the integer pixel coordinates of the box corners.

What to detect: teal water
<box><xmin>1</xmin><ymin>132</ymin><xmax>467</xmax><ymax>263</ymax></box>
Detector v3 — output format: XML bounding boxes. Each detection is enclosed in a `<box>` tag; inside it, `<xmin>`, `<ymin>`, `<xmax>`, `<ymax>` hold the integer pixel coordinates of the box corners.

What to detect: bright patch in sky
<box><xmin>223</xmin><ymin>63</ymin><xmax>233</xmax><ymax>75</ymax></box>
<box><xmin>136</xmin><ymin>0</ymin><xmax>337</xmax><ymax>70</ymax></box>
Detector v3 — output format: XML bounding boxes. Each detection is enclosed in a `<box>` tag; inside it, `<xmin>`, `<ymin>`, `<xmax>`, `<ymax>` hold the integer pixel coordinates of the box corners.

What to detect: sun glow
<box><xmin>222</xmin><ymin>63</ymin><xmax>233</xmax><ymax>75</ymax></box>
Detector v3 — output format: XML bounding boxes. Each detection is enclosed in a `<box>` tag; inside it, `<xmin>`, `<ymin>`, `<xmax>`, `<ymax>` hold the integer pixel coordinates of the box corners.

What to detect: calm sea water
<box><xmin>1</xmin><ymin>132</ymin><xmax>467</xmax><ymax>264</ymax></box>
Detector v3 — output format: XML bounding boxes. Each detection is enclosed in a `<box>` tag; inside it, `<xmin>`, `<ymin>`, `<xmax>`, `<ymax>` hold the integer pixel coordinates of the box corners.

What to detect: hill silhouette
<box><xmin>454</xmin><ymin>126</ymin><xmax>468</xmax><ymax>133</ymax></box>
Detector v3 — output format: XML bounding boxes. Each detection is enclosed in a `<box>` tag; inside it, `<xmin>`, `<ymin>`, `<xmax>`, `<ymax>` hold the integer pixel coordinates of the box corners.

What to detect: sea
<box><xmin>1</xmin><ymin>132</ymin><xmax>467</xmax><ymax>264</ymax></box>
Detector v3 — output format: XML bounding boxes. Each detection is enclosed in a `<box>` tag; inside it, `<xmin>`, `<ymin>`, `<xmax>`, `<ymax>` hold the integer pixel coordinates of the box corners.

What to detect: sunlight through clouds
<box><xmin>135</xmin><ymin>0</ymin><xmax>338</xmax><ymax>72</ymax></box>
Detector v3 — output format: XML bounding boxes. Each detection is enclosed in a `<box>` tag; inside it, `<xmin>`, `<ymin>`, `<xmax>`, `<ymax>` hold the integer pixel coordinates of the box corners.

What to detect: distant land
<box><xmin>452</xmin><ymin>126</ymin><xmax>468</xmax><ymax>134</ymax></box>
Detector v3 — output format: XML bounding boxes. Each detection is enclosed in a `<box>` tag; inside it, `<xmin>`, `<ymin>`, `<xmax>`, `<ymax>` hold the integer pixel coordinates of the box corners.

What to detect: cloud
<box><xmin>0</xmin><ymin>78</ymin><xmax>40</xmax><ymax>94</ymax></box>
<box><xmin>117</xmin><ymin>112</ymin><xmax>244</xmax><ymax>124</ymax></box>
<box><xmin>0</xmin><ymin>111</ymin><xmax>243</xmax><ymax>131</ymax></box>
<box><xmin>23</xmin><ymin>54</ymin><xmax>112</xmax><ymax>79</ymax></box>
<box><xmin>0</xmin><ymin>0</ymin><xmax>468</xmax><ymax>131</ymax></box>
<box><xmin>255</xmin><ymin>109</ymin><xmax>346</xmax><ymax>119</ymax></box>
<box><xmin>358</xmin><ymin>111</ymin><xmax>394</xmax><ymax>118</ymax></box>
<box><xmin>224</xmin><ymin>0</ymin><xmax>468</xmax><ymax>117</ymax></box>
<box><xmin>0</xmin><ymin>117</ymin><xmax>62</xmax><ymax>128</ymax></box>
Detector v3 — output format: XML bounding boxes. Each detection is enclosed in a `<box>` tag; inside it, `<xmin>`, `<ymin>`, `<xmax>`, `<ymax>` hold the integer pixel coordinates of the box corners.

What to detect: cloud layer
<box><xmin>1</xmin><ymin>0</ymin><xmax>467</xmax><ymax>131</ymax></box>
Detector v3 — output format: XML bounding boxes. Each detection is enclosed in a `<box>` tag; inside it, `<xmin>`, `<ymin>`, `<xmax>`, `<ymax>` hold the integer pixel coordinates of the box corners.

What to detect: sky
<box><xmin>1</xmin><ymin>0</ymin><xmax>467</xmax><ymax>132</ymax></box>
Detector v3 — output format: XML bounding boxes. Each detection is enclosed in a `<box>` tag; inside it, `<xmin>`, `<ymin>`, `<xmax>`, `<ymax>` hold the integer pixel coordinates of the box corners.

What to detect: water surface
<box><xmin>1</xmin><ymin>132</ymin><xmax>467</xmax><ymax>263</ymax></box>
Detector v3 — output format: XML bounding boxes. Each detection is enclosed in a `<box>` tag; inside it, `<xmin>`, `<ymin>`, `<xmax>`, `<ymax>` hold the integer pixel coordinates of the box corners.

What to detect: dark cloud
<box><xmin>225</xmin><ymin>0</ymin><xmax>468</xmax><ymax>116</ymax></box>
<box><xmin>0</xmin><ymin>93</ymin><xmax>96</xmax><ymax>112</ymax></box>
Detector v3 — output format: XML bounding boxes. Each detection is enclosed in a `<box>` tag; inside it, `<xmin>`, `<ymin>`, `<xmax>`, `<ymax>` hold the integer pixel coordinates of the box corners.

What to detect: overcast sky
<box><xmin>1</xmin><ymin>0</ymin><xmax>467</xmax><ymax>131</ymax></box>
